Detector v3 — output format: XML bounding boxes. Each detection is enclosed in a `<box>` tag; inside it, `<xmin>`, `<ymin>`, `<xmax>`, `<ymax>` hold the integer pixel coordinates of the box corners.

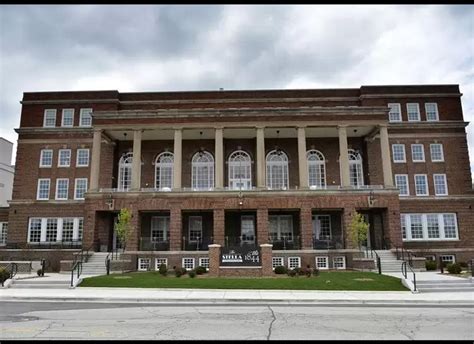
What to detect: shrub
<box><xmin>459</xmin><ymin>262</ymin><xmax>468</xmax><ymax>269</ymax></box>
<box><xmin>158</xmin><ymin>264</ymin><xmax>167</xmax><ymax>276</ymax></box>
<box><xmin>293</xmin><ymin>267</ymin><xmax>305</xmax><ymax>276</ymax></box>
<box><xmin>274</xmin><ymin>266</ymin><xmax>287</xmax><ymax>274</ymax></box>
<box><xmin>196</xmin><ymin>266</ymin><xmax>207</xmax><ymax>275</ymax></box>
<box><xmin>0</xmin><ymin>268</ymin><xmax>10</xmax><ymax>286</ymax></box>
<box><xmin>188</xmin><ymin>270</ymin><xmax>197</xmax><ymax>278</ymax></box>
<box><xmin>302</xmin><ymin>267</ymin><xmax>312</xmax><ymax>278</ymax></box>
<box><xmin>447</xmin><ymin>263</ymin><xmax>462</xmax><ymax>274</ymax></box>
<box><xmin>312</xmin><ymin>268</ymin><xmax>320</xmax><ymax>277</ymax></box>
<box><xmin>174</xmin><ymin>269</ymin><xmax>183</xmax><ymax>278</ymax></box>
<box><xmin>181</xmin><ymin>267</ymin><xmax>187</xmax><ymax>275</ymax></box>
<box><xmin>287</xmin><ymin>269</ymin><xmax>297</xmax><ymax>277</ymax></box>
<box><xmin>425</xmin><ymin>260</ymin><xmax>437</xmax><ymax>271</ymax></box>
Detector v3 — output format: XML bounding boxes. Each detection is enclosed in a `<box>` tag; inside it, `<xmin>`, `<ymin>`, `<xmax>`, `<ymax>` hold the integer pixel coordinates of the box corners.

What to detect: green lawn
<box><xmin>80</xmin><ymin>271</ymin><xmax>408</xmax><ymax>291</ymax></box>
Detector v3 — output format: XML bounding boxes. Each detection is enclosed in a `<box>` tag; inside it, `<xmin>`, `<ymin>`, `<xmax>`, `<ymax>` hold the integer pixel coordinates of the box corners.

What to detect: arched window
<box><xmin>192</xmin><ymin>151</ymin><xmax>214</xmax><ymax>190</ymax></box>
<box><xmin>266</xmin><ymin>150</ymin><xmax>289</xmax><ymax>190</ymax></box>
<box><xmin>228</xmin><ymin>150</ymin><xmax>252</xmax><ymax>190</ymax></box>
<box><xmin>155</xmin><ymin>152</ymin><xmax>174</xmax><ymax>191</ymax></box>
<box><xmin>118</xmin><ymin>152</ymin><xmax>133</xmax><ymax>191</ymax></box>
<box><xmin>307</xmin><ymin>150</ymin><xmax>326</xmax><ymax>189</ymax></box>
<box><xmin>348</xmin><ymin>149</ymin><xmax>364</xmax><ymax>187</ymax></box>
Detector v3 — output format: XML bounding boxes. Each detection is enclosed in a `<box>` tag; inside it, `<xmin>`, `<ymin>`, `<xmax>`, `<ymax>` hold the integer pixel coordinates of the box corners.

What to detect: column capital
<box><xmin>296</xmin><ymin>125</ymin><xmax>307</xmax><ymax>129</ymax></box>
<box><xmin>133</xmin><ymin>128</ymin><xmax>144</xmax><ymax>133</ymax></box>
<box><xmin>215</xmin><ymin>126</ymin><xmax>224</xmax><ymax>130</ymax></box>
<box><xmin>255</xmin><ymin>125</ymin><xmax>266</xmax><ymax>130</ymax></box>
<box><xmin>337</xmin><ymin>124</ymin><xmax>349</xmax><ymax>130</ymax></box>
<box><xmin>378</xmin><ymin>123</ymin><xmax>389</xmax><ymax>129</ymax></box>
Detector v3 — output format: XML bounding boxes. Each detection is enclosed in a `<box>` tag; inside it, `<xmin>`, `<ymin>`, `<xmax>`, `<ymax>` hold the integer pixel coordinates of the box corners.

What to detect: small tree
<box><xmin>115</xmin><ymin>208</ymin><xmax>132</xmax><ymax>253</ymax></box>
<box><xmin>348</xmin><ymin>211</ymin><xmax>369</xmax><ymax>251</ymax></box>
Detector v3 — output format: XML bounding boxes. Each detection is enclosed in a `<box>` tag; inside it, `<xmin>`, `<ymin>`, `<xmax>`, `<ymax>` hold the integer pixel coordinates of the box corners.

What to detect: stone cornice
<box><xmin>20</xmin><ymin>99</ymin><xmax>120</xmax><ymax>105</ymax></box>
<box><xmin>388</xmin><ymin>121</ymin><xmax>469</xmax><ymax>129</ymax></box>
<box><xmin>15</xmin><ymin>127</ymin><xmax>93</xmax><ymax>134</ymax></box>
<box><xmin>360</xmin><ymin>93</ymin><xmax>462</xmax><ymax>99</ymax></box>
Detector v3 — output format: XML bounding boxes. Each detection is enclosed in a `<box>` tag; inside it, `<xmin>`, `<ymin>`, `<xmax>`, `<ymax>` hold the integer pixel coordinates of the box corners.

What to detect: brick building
<box><xmin>1</xmin><ymin>85</ymin><xmax>473</xmax><ymax>272</ymax></box>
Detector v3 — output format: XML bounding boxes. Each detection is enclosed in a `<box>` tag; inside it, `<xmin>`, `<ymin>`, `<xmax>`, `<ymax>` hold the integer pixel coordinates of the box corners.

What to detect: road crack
<box><xmin>266</xmin><ymin>306</ymin><xmax>276</xmax><ymax>340</ymax></box>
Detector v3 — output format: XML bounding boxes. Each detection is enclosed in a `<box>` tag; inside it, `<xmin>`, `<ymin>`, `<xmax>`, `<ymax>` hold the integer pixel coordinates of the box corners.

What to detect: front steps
<box><xmin>81</xmin><ymin>252</ymin><xmax>109</xmax><ymax>276</ymax></box>
<box><xmin>10</xmin><ymin>277</ymin><xmax>70</xmax><ymax>289</ymax></box>
<box><xmin>374</xmin><ymin>250</ymin><xmax>403</xmax><ymax>273</ymax></box>
<box><xmin>416</xmin><ymin>279</ymin><xmax>474</xmax><ymax>293</ymax></box>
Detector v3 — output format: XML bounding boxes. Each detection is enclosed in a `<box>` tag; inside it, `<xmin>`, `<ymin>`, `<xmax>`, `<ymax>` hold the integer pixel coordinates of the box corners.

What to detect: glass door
<box><xmin>241</xmin><ymin>215</ymin><xmax>255</xmax><ymax>244</ymax></box>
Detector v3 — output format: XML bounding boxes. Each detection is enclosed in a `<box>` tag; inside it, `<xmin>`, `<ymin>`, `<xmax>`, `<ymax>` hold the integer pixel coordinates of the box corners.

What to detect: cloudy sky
<box><xmin>0</xmin><ymin>5</ymin><xmax>473</xmax><ymax>178</ymax></box>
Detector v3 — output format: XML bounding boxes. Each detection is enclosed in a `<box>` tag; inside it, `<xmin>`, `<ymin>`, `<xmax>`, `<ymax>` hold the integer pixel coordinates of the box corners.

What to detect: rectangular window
<box><xmin>58</xmin><ymin>149</ymin><xmax>71</xmax><ymax>167</ymax></box>
<box><xmin>182</xmin><ymin>257</ymin><xmax>195</xmax><ymax>270</ymax></box>
<box><xmin>62</xmin><ymin>218</ymin><xmax>74</xmax><ymax>242</ymax></box>
<box><xmin>45</xmin><ymin>218</ymin><xmax>58</xmax><ymax>242</ymax></box>
<box><xmin>407</xmin><ymin>103</ymin><xmax>420</xmax><ymax>121</ymax></box>
<box><xmin>272</xmin><ymin>257</ymin><xmax>284</xmax><ymax>269</ymax></box>
<box><xmin>392</xmin><ymin>144</ymin><xmax>406</xmax><ymax>163</ymax></box>
<box><xmin>79</xmin><ymin>108</ymin><xmax>92</xmax><ymax>127</ymax></box>
<box><xmin>430</xmin><ymin>144</ymin><xmax>444</xmax><ymax>162</ymax></box>
<box><xmin>411</xmin><ymin>144</ymin><xmax>425</xmax><ymax>162</ymax></box>
<box><xmin>333</xmin><ymin>256</ymin><xmax>346</xmax><ymax>269</ymax></box>
<box><xmin>78</xmin><ymin>218</ymin><xmax>83</xmax><ymax>241</ymax></box>
<box><xmin>37</xmin><ymin>179</ymin><xmax>51</xmax><ymax>200</ymax></box>
<box><xmin>138</xmin><ymin>258</ymin><xmax>151</xmax><ymax>271</ymax></box>
<box><xmin>199</xmin><ymin>257</ymin><xmax>210</xmax><ymax>269</ymax></box>
<box><xmin>55</xmin><ymin>178</ymin><xmax>69</xmax><ymax>200</ymax></box>
<box><xmin>440</xmin><ymin>255</ymin><xmax>455</xmax><ymax>264</ymax></box>
<box><xmin>188</xmin><ymin>216</ymin><xmax>202</xmax><ymax>243</ymax></box>
<box><xmin>395</xmin><ymin>174</ymin><xmax>409</xmax><ymax>196</ymax></box>
<box><xmin>414</xmin><ymin>174</ymin><xmax>428</xmax><ymax>196</ymax></box>
<box><xmin>61</xmin><ymin>109</ymin><xmax>74</xmax><ymax>127</ymax></box>
<box><xmin>0</xmin><ymin>222</ymin><xmax>7</xmax><ymax>245</ymax></box>
<box><xmin>313</xmin><ymin>215</ymin><xmax>331</xmax><ymax>240</ymax></box>
<box><xmin>315</xmin><ymin>256</ymin><xmax>329</xmax><ymax>270</ymax></box>
<box><xmin>433</xmin><ymin>174</ymin><xmax>448</xmax><ymax>196</ymax></box>
<box><xmin>269</xmin><ymin>215</ymin><xmax>294</xmax><ymax>241</ymax></box>
<box><xmin>288</xmin><ymin>257</ymin><xmax>301</xmax><ymax>270</ymax></box>
<box><xmin>425</xmin><ymin>103</ymin><xmax>439</xmax><ymax>121</ymax></box>
<box><xmin>28</xmin><ymin>218</ymin><xmax>42</xmax><ymax>242</ymax></box>
<box><xmin>401</xmin><ymin>213</ymin><xmax>459</xmax><ymax>241</ymax></box>
<box><xmin>155</xmin><ymin>258</ymin><xmax>168</xmax><ymax>270</ymax></box>
<box><xmin>76</xmin><ymin>149</ymin><xmax>90</xmax><ymax>167</ymax></box>
<box><xmin>388</xmin><ymin>103</ymin><xmax>402</xmax><ymax>122</ymax></box>
<box><xmin>43</xmin><ymin>109</ymin><xmax>57</xmax><ymax>127</ymax></box>
<box><xmin>74</xmin><ymin>178</ymin><xmax>88</xmax><ymax>200</ymax></box>
<box><xmin>40</xmin><ymin>149</ymin><xmax>53</xmax><ymax>168</ymax></box>
<box><xmin>151</xmin><ymin>216</ymin><xmax>169</xmax><ymax>242</ymax></box>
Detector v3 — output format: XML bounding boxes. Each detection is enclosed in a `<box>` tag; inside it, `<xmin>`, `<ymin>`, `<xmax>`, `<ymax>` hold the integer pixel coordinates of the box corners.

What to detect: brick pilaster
<box><xmin>300</xmin><ymin>207</ymin><xmax>313</xmax><ymax>249</ymax></box>
<box><xmin>343</xmin><ymin>207</ymin><xmax>355</xmax><ymax>249</ymax></box>
<box><xmin>260</xmin><ymin>244</ymin><xmax>273</xmax><ymax>277</ymax></box>
<box><xmin>257</xmin><ymin>208</ymin><xmax>269</xmax><ymax>244</ymax></box>
<box><xmin>208</xmin><ymin>244</ymin><xmax>221</xmax><ymax>277</ymax></box>
<box><xmin>213</xmin><ymin>209</ymin><xmax>225</xmax><ymax>246</ymax></box>
<box><xmin>169</xmin><ymin>208</ymin><xmax>182</xmax><ymax>251</ymax></box>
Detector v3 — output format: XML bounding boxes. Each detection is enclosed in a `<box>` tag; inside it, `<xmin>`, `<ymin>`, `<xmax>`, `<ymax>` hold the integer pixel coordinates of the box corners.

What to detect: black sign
<box><xmin>220</xmin><ymin>246</ymin><xmax>261</xmax><ymax>266</ymax></box>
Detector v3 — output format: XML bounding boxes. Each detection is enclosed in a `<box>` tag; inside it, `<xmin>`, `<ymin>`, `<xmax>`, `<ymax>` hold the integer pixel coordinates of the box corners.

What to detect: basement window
<box><xmin>138</xmin><ymin>258</ymin><xmax>151</xmax><ymax>271</ymax></box>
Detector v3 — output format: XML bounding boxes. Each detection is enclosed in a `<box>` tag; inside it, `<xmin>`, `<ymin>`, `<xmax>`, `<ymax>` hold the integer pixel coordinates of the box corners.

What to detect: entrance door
<box><xmin>361</xmin><ymin>212</ymin><xmax>385</xmax><ymax>250</ymax></box>
<box><xmin>241</xmin><ymin>215</ymin><xmax>255</xmax><ymax>244</ymax></box>
<box><xmin>112</xmin><ymin>215</ymin><xmax>123</xmax><ymax>252</ymax></box>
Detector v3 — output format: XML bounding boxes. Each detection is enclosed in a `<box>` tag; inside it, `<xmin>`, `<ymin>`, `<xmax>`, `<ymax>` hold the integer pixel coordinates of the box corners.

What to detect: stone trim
<box><xmin>360</xmin><ymin>93</ymin><xmax>462</xmax><ymax>99</ymax></box>
<box><xmin>21</xmin><ymin>99</ymin><xmax>120</xmax><ymax>105</ymax></box>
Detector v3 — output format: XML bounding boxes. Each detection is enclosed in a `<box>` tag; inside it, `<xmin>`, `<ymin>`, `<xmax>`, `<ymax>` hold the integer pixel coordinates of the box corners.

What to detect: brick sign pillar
<box><xmin>260</xmin><ymin>244</ymin><xmax>273</xmax><ymax>277</ymax></box>
<box><xmin>208</xmin><ymin>244</ymin><xmax>221</xmax><ymax>277</ymax></box>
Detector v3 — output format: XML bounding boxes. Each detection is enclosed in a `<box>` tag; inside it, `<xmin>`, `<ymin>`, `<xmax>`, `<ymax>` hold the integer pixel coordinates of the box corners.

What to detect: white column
<box><xmin>297</xmin><ymin>126</ymin><xmax>308</xmax><ymax>189</ymax></box>
<box><xmin>89</xmin><ymin>129</ymin><xmax>102</xmax><ymax>191</ymax></box>
<box><xmin>131</xmin><ymin>129</ymin><xmax>142</xmax><ymax>191</ymax></box>
<box><xmin>215</xmin><ymin>127</ymin><xmax>224</xmax><ymax>189</ymax></box>
<box><xmin>256</xmin><ymin>127</ymin><xmax>266</xmax><ymax>188</ymax></box>
<box><xmin>173</xmin><ymin>128</ymin><xmax>182</xmax><ymax>190</ymax></box>
<box><xmin>338</xmin><ymin>125</ymin><xmax>350</xmax><ymax>187</ymax></box>
<box><xmin>379</xmin><ymin>124</ymin><xmax>394</xmax><ymax>187</ymax></box>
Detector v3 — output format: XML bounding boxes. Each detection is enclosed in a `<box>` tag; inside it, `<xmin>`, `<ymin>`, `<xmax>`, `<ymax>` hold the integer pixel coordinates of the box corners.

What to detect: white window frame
<box><xmin>288</xmin><ymin>257</ymin><xmax>301</xmax><ymax>270</ymax></box>
<box><xmin>138</xmin><ymin>258</ymin><xmax>151</xmax><ymax>271</ymax></box>
<box><xmin>55</xmin><ymin>178</ymin><xmax>69</xmax><ymax>200</ymax></box>
<box><xmin>61</xmin><ymin>108</ymin><xmax>74</xmax><ymax>127</ymax></box>
<box><xmin>395</xmin><ymin>174</ymin><xmax>410</xmax><ymax>196</ymax></box>
<box><xmin>182</xmin><ymin>257</ymin><xmax>195</xmax><ymax>271</ymax></box>
<box><xmin>388</xmin><ymin>103</ymin><xmax>402</xmax><ymax>122</ymax></box>
<box><xmin>414</xmin><ymin>174</ymin><xmax>429</xmax><ymax>196</ymax></box>
<box><xmin>37</xmin><ymin>178</ymin><xmax>51</xmax><ymax>200</ymax></box>
<box><xmin>150</xmin><ymin>216</ymin><xmax>170</xmax><ymax>243</ymax></box>
<box><xmin>315</xmin><ymin>256</ymin><xmax>329</xmax><ymax>270</ymax></box>
<box><xmin>0</xmin><ymin>222</ymin><xmax>7</xmax><ymax>246</ymax></box>
<box><xmin>155</xmin><ymin>258</ymin><xmax>168</xmax><ymax>270</ymax></box>
<box><xmin>433</xmin><ymin>174</ymin><xmax>448</xmax><ymax>196</ymax></box>
<box><xmin>76</xmin><ymin>148</ymin><xmax>90</xmax><ymax>167</ymax></box>
<box><xmin>425</xmin><ymin>103</ymin><xmax>439</xmax><ymax>121</ymax></box>
<box><xmin>198</xmin><ymin>257</ymin><xmax>210</xmax><ymax>269</ymax></box>
<box><xmin>307</xmin><ymin>150</ymin><xmax>326</xmax><ymax>189</ymax></box>
<box><xmin>79</xmin><ymin>108</ymin><xmax>93</xmax><ymax>127</ymax></box>
<box><xmin>39</xmin><ymin>149</ymin><xmax>53</xmax><ymax>168</ymax></box>
<box><xmin>348</xmin><ymin>149</ymin><xmax>364</xmax><ymax>187</ymax></box>
<box><xmin>74</xmin><ymin>178</ymin><xmax>88</xmax><ymax>200</ymax></box>
<box><xmin>155</xmin><ymin>152</ymin><xmax>174</xmax><ymax>191</ymax></box>
<box><xmin>392</xmin><ymin>144</ymin><xmax>406</xmax><ymax>163</ymax></box>
<box><xmin>61</xmin><ymin>218</ymin><xmax>75</xmax><ymax>242</ymax></box>
<box><xmin>440</xmin><ymin>255</ymin><xmax>456</xmax><ymax>264</ymax></box>
<box><xmin>272</xmin><ymin>257</ymin><xmax>284</xmax><ymax>269</ymax></box>
<box><xmin>27</xmin><ymin>217</ymin><xmax>83</xmax><ymax>244</ymax></box>
<box><xmin>266</xmin><ymin>150</ymin><xmax>289</xmax><ymax>190</ymax></box>
<box><xmin>269</xmin><ymin>215</ymin><xmax>294</xmax><ymax>241</ymax></box>
<box><xmin>191</xmin><ymin>151</ymin><xmax>214</xmax><ymax>191</ymax></box>
<box><xmin>188</xmin><ymin>216</ymin><xmax>203</xmax><ymax>243</ymax></box>
<box><xmin>118</xmin><ymin>152</ymin><xmax>133</xmax><ymax>191</ymax></box>
<box><xmin>411</xmin><ymin>144</ymin><xmax>425</xmax><ymax>162</ymax></box>
<box><xmin>401</xmin><ymin>213</ymin><xmax>459</xmax><ymax>241</ymax></box>
<box><xmin>43</xmin><ymin>109</ymin><xmax>57</xmax><ymax>127</ymax></box>
<box><xmin>58</xmin><ymin>149</ymin><xmax>71</xmax><ymax>167</ymax></box>
<box><xmin>312</xmin><ymin>214</ymin><xmax>332</xmax><ymax>240</ymax></box>
<box><xmin>407</xmin><ymin>103</ymin><xmax>421</xmax><ymax>122</ymax></box>
<box><xmin>228</xmin><ymin>150</ymin><xmax>252</xmax><ymax>190</ymax></box>
<box><xmin>430</xmin><ymin>144</ymin><xmax>444</xmax><ymax>162</ymax></box>
<box><xmin>333</xmin><ymin>256</ymin><xmax>346</xmax><ymax>270</ymax></box>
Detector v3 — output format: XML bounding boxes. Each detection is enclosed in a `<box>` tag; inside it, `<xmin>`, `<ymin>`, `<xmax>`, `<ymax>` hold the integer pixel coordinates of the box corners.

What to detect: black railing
<box><xmin>182</xmin><ymin>236</ymin><xmax>213</xmax><ymax>251</ymax></box>
<box><xmin>70</xmin><ymin>261</ymin><xmax>82</xmax><ymax>287</ymax></box>
<box><xmin>312</xmin><ymin>235</ymin><xmax>344</xmax><ymax>250</ymax></box>
<box><xmin>224</xmin><ymin>235</ymin><xmax>257</xmax><ymax>248</ymax></box>
<box><xmin>395</xmin><ymin>246</ymin><xmax>414</xmax><ymax>267</ymax></box>
<box><xmin>11</xmin><ymin>240</ymin><xmax>83</xmax><ymax>250</ymax></box>
<box><xmin>401</xmin><ymin>261</ymin><xmax>417</xmax><ymax>292</ymax></box>
<box><xmin>140</xmin><ymin>237</ymin><xmax>170</xmax><ymax>251</ymax></box>
<box><xmin>365</xmin><ymin>247</ymin><xmax>381</xmax><ymax>274</ymax></box>
<box><xmin>269</xmin><ymin>235</ymin><xmax>301</xmax><ymax>250</ymax></box>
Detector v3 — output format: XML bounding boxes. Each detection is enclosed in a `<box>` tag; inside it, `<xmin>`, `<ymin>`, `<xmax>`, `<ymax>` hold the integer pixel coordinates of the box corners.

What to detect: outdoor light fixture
<box><xmin>198</xmin><ymin>131</ymin><xmax>204</xmax><ymax>157</ymax></box>
<box><xmin>275</xmin><ymin>130</ymin><xmax>282</xmax><ymax>155</ymax></box>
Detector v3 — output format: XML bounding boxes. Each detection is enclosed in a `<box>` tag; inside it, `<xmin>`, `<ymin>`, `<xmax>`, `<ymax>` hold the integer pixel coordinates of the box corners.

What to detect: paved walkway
<box><xmin>1</xmin><ymin>272</ymin><xmax>472</xmax><ymax>305</ymax></box>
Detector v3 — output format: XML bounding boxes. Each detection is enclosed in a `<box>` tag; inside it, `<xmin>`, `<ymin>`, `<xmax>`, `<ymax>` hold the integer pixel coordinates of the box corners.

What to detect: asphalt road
<box><xmin>0</xmin><ymin>301</ymin><xmax>473</xmax><ymax>340</ymax></box>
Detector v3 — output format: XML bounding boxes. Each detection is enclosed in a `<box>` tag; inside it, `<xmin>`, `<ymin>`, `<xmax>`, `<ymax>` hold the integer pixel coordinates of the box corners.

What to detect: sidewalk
<box><xmin>1</xmin><ymin>273</ymin><xmax>472</xmax><ymax>306</ymax></box>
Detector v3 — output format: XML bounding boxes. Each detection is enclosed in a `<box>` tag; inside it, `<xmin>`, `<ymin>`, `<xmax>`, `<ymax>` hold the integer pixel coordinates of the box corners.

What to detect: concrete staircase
<box><xmin>375</xmin><ymin>250</ymin><xmax>403</xmax><ymax>273</ymax></box>
<box><xmin>416</xmin><ymin>279</ymin><xmax>474</xmax><ymax>293</ymax></box>
<box><xmin>81</xmin><ymin>252</ymin><xmax>109</xmax><ymax>276</ymax></box>
<box><xmin>10</xmin><ymin>277</ymin><xmax>70</xmax><ymax>289</ymax></box>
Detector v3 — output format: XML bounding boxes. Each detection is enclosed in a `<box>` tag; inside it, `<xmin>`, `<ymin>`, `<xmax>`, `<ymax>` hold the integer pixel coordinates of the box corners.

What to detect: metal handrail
<box><xmin>70</xmin><ymin>261</ymin><xmax>82</xmax><ymax>287</ymax></box>
<box><xmin>364</xmin><ymin>247</ymin><xmax>381</xmax><ymax>274</ymax></box>
<box><xmin>395</xmin><ymin>246</ymin><xmax>414</xmax><ymax>267</ymax></box>
<box><xmin>401</xmin><ymin>261</ymin><xmax>417</xmax><ymax>292</ymax></box>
